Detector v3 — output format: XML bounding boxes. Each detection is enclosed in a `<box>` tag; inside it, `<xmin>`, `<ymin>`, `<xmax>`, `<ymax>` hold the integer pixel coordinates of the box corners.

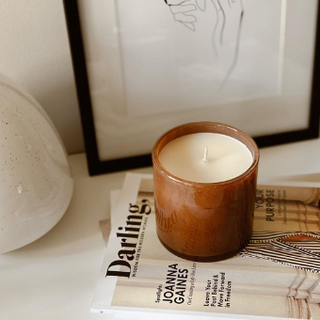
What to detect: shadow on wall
<box><xmin>29</xmin><ymin>69</ymin><xmax>85</xmax><ymax>155</ymax></box>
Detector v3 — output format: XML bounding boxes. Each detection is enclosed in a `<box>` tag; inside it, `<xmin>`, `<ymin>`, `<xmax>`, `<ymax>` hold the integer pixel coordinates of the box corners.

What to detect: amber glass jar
<box><xmin>152</xmin><ymin>122</ymin><xmax>259</xmax><ymax>261</ymax></box>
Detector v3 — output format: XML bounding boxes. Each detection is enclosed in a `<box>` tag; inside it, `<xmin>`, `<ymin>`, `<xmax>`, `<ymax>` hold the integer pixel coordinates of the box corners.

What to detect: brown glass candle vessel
<box><xmin>152</xmin><ymin>122</ymin><xmax>259</xmax><ymax>262</ymax></box>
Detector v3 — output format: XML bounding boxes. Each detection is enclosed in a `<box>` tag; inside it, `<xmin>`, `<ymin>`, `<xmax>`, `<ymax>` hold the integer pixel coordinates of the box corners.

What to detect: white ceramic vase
<box><xmin>0</xmin><ymin>74</ymin><xmax>74</xmax><ymax>253</ymax></box>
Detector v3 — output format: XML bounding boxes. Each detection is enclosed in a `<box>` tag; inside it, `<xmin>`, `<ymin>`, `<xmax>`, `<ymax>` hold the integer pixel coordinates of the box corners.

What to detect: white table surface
<box><xmin>1</xmin><ymin>136</ymin><xmax>320</xmax><ymax>320</ymax></box>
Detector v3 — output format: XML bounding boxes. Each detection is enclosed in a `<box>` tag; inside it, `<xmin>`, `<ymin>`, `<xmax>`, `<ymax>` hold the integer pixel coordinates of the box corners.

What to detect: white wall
<box><xmin>0</xmin><ymin>0</ymin><xmax>84</xmax><ymax>154</ymax></box>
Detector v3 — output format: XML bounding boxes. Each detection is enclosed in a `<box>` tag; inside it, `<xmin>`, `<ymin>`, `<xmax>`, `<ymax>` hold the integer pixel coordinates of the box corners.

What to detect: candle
<box><xmin>152</xmin><ymin>122</ymin><xmax>259</xmax><ymax>262</ymax></box>
<box><xmin>159</xmin><ymin>133</ymin><xmax>253</xmax><ymax>183</ymax></box>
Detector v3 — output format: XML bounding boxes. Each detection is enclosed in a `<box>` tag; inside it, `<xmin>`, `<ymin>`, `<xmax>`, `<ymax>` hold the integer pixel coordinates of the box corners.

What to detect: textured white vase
<box><xmin>0</xmin><ymin>74</ymin><xmax>74</xmax><ymax>253</ymax></box>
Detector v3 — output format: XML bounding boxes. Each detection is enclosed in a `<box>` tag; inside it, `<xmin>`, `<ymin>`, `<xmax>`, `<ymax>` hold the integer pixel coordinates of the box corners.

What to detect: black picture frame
<box><xmin>64</xmin><ymin>0</ymin><xmax>320</xmax><ymax>176</ymax></box>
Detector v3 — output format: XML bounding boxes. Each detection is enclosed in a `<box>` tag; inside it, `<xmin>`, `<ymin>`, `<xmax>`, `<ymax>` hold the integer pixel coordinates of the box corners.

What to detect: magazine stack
<box><xmin>92</xmin><ymin>173</ymin><xmax>320</xmax><ymax>320</ymax></box>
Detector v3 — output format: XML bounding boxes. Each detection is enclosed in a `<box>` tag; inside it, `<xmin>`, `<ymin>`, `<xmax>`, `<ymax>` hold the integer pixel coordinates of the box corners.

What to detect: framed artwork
<box><xmin>64</xmin><ymin>0</ymin><xmax>320</xmax><ymax>175</ymax></box>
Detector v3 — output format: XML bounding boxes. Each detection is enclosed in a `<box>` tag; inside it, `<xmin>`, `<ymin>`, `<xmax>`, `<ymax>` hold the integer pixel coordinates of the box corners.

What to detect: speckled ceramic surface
<box><xmin>0</xmin><ymin>74</ymin><xmax>74</xmax><ymax>253</ymax></box>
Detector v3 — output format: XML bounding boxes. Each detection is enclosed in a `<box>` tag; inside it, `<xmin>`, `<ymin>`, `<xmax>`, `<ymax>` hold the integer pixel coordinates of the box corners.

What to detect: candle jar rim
<box><xmin>152</xmin><ymin>121</ymin><xmax>259</xmax><ymax>186</ymax></box>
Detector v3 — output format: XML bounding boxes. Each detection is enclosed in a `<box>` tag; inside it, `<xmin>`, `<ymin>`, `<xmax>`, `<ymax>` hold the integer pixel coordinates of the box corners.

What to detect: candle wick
<box><xmin>202</xmin><ymin>146</ymin><xmax>208</xmax><ymax>163</ymax></box>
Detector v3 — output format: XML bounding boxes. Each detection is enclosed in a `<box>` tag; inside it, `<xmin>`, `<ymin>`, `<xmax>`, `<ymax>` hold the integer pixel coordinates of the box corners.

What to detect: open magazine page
<box><xmin>92</xmin><ymin>173</ymin><xmax>320</xmax><ymax>319</ymax></box>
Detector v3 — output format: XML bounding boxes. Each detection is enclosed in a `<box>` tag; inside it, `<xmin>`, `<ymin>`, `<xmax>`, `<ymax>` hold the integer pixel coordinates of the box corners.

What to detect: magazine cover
<box><xmin>92</xmin><ymin>173</ymin><xmax>320</xmax><ymax>319</ymax></box>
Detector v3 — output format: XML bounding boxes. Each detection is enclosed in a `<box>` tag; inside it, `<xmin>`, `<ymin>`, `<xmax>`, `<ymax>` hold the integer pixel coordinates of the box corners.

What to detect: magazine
<box><xmin>92</xmin><ymin>173</ymin><xmax>320</xmax><ymax>319</ymax></box>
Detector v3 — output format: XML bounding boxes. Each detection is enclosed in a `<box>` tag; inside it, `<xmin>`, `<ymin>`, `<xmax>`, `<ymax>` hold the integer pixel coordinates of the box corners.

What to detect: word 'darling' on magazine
<box><xmin>105</xmin><ymin>200</ymin><xmax>151</xmax><ymax>279</ymax></box>
<box><xmin>155</xmin><ymin>263</ymin><xmax>189</xmax><ymax>304</ymax></box>
<box><xmin>204</xmin><ymin>272</ymin><xmax>232</xmax><ymax>308</ymax></box>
